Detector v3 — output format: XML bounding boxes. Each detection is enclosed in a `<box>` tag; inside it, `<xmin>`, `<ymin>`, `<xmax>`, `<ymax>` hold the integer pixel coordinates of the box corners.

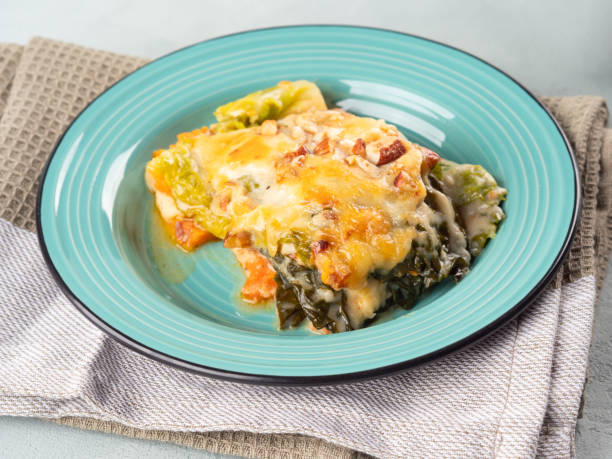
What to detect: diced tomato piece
<box><xmin>352</xmin><ymin>138</ymin><xmax>366</xmax><ymax>157</ymax></box>
<box><xmin>420</xmin><ymin>147</ymin><xmax>440</xmax><ymax>173</ymax></box>
<box><xmin>377</xmin><ymin>140</ymin><xmax>406</xmax><ymax>165</ymax></box>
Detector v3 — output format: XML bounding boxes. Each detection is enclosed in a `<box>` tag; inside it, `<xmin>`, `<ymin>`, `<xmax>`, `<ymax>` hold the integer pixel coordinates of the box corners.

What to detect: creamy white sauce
<box><xmin>155</xmin><ymin>191</ymin><xmax>181</xmax><ymax>221</ymax></box>
<box><xmin>344</xmin><ymin>279</ymin><xmax>386</xmax><ymax>329</ymax></box>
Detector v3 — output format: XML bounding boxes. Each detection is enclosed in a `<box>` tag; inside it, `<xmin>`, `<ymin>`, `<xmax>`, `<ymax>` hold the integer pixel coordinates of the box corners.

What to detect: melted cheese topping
<box><xmin>148</xmin><ymin>109</ymin><xmax>433</xmax><ymax>327</ymax></box>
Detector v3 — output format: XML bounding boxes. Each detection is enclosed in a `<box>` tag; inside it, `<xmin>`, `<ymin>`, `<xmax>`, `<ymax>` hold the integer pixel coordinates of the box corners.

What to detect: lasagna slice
<box><xmin>145</xmin><ymin>81</ymin><xmax>506</xmax><ymax>333</ymax></box>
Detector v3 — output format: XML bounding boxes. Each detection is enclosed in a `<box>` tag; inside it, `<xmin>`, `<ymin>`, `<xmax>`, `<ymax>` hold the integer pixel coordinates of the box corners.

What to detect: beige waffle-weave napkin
<box><xmin>0</xmin><ymin>37</ymin><xmax>610</xmax><ymax>458</ymax></box>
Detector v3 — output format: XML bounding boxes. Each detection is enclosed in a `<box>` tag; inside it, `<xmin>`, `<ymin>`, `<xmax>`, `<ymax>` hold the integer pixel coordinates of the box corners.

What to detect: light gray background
<box><xmin>1</xmin><ymin>0</ymin><xmax>610</xmax><ymax>457</ymax></box>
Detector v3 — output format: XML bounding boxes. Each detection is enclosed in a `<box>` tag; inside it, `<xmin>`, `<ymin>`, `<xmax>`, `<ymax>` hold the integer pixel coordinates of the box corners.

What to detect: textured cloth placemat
<box><xmin>0</xmin><ymin>37</ymin><xmax>610</xmax><ymax>458</ymax></box>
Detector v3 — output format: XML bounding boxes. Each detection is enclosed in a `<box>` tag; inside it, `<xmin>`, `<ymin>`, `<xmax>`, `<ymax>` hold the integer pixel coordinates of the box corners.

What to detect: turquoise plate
<box><xmin>37</xmin><ymin>26</ymin><xmax>579</xmax><ymax>384</ymax></box>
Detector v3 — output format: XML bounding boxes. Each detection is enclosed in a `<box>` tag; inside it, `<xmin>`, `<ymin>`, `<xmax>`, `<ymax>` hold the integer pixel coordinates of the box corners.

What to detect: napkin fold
<box><xmin>0</xmin><ymin>37</ymin><xmax>610</xmax><ymax>458</ymax></box>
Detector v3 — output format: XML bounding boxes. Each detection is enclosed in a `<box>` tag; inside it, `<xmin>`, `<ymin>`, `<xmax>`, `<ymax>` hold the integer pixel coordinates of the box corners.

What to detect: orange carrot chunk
<box><xmin>231</xmin><ymin>248</ymin><xmax>277</xmax><ymax>303</ymax></box>
<box><xmin>174</xmin><ymin>218</ymin><xmax>216</xmax><ymax>251</ymax></box>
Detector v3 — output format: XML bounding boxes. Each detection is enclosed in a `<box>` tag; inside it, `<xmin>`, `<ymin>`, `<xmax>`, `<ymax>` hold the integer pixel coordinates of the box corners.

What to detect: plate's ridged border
<box><xmin>36</xmin><ymin>25</ymin><xmax>580</xmax><ymax>385</ymax></box>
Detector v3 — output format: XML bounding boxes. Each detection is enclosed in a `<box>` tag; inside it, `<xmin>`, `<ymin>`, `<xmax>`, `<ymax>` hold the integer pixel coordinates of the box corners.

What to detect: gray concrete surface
<box><xmin>576</xmin><ymin>257</ymin><xmax>612</xmax><ymax>457</ymax></box>
<box><xmin>1</xmin><ymin>0</ymin><xmax>611</xmax><ymax>457</ymax></box>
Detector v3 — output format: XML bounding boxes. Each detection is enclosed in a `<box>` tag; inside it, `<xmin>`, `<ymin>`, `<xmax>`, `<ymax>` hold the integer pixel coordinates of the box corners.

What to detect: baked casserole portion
<box><xmin>145</xmin><ymin>81</ymin><xmax>506</xmax><ymax>333</ymax></box>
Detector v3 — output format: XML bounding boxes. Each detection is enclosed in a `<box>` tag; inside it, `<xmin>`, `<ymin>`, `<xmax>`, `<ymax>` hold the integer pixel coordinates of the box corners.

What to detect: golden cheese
<box><xmin>147</xmin><ymin>109</ymin><xmax>434</xmax><ymax>327</ymax></box>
